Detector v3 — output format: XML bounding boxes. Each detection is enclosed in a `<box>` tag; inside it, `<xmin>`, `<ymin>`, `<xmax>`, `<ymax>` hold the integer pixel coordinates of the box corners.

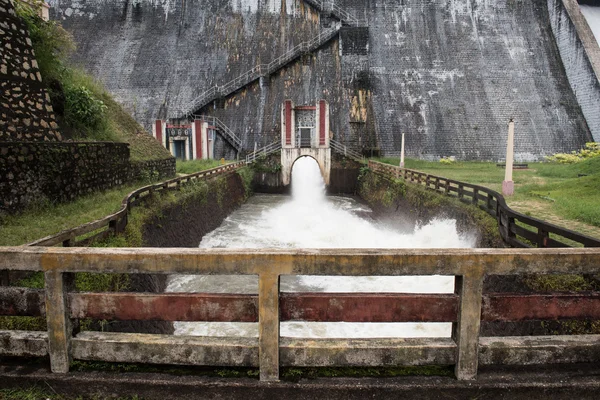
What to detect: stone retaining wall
<box><xmin>129</xmin><ymin>157</ymin><xmax>176</xmax><ymax>182</ymax></box>
<box><xmin>0</xmin><ymin>142</ymin><xmax>130</xmax><ymax>213</ymax></box>
<box><xmin>0</xmin><ymin>0</ymin><xmax>61</xmax><ymax>142</ymax></box>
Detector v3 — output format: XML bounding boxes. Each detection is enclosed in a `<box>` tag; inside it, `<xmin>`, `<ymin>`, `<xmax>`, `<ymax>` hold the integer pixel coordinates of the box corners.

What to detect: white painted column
<box><xmin>184</xmin><ymin>137</ymin><xmax>191</xmax><ymax>160</ymax></box>
<box><xmin>201</xmin><ymin>122</ymin><xmax>209</xmax><ymax>160</ymax></box>
<box><xmin>161</xmin><ymin>121</ymin><xmax>167</xmax><ymax>149</ymax></box>
<box><xmin>502</xmin><ymin>119</ymin><xmax>515</xmax><ymax>196</ymax></box>
<box><xmin>400</xmin><ymin>133</ymin><xmax>405</xmax><ymax>168</ymax></box>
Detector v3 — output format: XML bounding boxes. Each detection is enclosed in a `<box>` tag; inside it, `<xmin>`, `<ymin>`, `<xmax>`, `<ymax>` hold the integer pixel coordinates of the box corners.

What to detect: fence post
<box><xmin>472</xmin><ymin>189</ymin><xmax>479</xmax><ymax>205</ymax></box>
<box><xmin>454</xmin><ymin>271</ymin><xmax>483</xmax><ymax>380</ymax></box>
<box><xmin>259</xmin><ymin>272</ymin><xmax>280</xmax><ymax>381</ymax></box>
<box><xmin>537</xmin><ymin>228</ymin><xmax>549</xmax><ymax>248</ymax></box>
<box><xmin>45</xmin><ymin>270</ymin><xmax>74</xmax><ymax>373</ymax></box>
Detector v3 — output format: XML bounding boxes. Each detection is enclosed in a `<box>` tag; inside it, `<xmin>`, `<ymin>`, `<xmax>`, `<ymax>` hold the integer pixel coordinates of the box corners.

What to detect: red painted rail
<box><xmin>5</xmin><ymin>289</ymin><xmax>600</xmax><ymax>323</ymax></box>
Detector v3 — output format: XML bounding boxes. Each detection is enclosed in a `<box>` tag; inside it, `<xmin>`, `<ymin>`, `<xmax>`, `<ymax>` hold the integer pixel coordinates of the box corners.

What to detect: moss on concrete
<box><xmin>358</xmin><ymin>169</ymin><xmax>503</xmax><ymax>247</ymax></box>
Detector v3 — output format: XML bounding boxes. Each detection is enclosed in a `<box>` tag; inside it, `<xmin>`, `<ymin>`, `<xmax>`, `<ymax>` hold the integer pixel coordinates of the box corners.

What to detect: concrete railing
<box><xmin>26</xmin><ymin>162</ymin><xmax>246</xmax><ymax>248</ymax></box>
<box><xmin>1</xmin><ymin>247</ymin><xmax>600</xmax><ymax>382</ymax></box>
<box><xmin>176</xmin><ymin>25</ymin><xmax>341</xmax><ymax>118</ymax></box>
<box><xmin>368</xmin><ymin>160</ymin><xmax>600</xmax><ymax>248</ymax></box>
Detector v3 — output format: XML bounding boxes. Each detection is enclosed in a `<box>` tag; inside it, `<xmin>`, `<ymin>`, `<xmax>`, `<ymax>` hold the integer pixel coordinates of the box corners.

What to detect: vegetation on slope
<box><xmin>15</xmin><ymin>1</ymin><xmax>171</xmax><ymax>161</ymax></box>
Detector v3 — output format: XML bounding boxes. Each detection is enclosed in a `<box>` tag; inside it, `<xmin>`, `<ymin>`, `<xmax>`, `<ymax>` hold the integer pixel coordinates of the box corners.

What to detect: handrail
<box><xmin>1</xmin><ymin>247</ymin><xmax>600</xmax><ymax>381</ymax></box>
<box><xmin>191</xmin><ymin>114</ymin><xmax>243</xmax><ymax>151</ymax></box>
<box><xmin>368</xmin><ymin>160</ymin><xmax>600</xmax><ymax>248</ymax></box>
<box><xmin>26</xmin><ymin>162</ymin><xmax>247</xmax><ymax>248</ymax></box>
<box><xmin>176</xmin><ymin>25</ymin><xmax>341</xmax><ymax>118</ymax></box>
<box><xmin>330</xmin><ymin>139</ymin><xmax>365</xmax><ymax>162</ymax></box>
<box><xmin>245</xmin><ymin>141</ymin><xmax>282</xmax><ymax>163</ymax></box>
<box><xmin>302</xmin><ymin>0</ymin><xmax>364</xmax><ymax>26</ymax></box>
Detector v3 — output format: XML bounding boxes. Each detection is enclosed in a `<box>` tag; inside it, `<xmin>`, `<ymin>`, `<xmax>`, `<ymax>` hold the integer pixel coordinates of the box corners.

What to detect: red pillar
<box><xmin>155</xmin><ymin>120</ymin><xmax>163</xmax><ymax>145</ymax></box>
<box><xmin>319</xmin><ymin>100</ymin><xmax>326</xmax><ymax>146</ymax></box>
<box><xmin>194</xmin><ymin>120</ymin><xmax>203</xmax><ymax>159</ymax></box>
<box><xmin>285</xmin><ymin>100</ymin><xmax>292</xmax><ymax>146</ymax></box>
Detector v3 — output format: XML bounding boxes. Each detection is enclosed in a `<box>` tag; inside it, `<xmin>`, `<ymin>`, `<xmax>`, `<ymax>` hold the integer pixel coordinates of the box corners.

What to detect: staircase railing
<box><xmin>245</xmin><ymin>141</ymin><xmax>282</xmax><ymax>164</ymax></box>
<box><xmin>302</xmin><ymin>0</ymin><xmax>363</xmax><ymax>27</ymax></box>
<box><xmin>177</xmin><ymin>25</ymin><xmax>341</xmax><ymax>118</ymax></box>
<box><xmin>330</xmin><ymin>139</ymin><xmax>365</xmax><ymax>163</ymax></box>
<box><xmin>192</xmin><ymin>114</ymin><xmax>243</xmax><ymax>152</ymax></box>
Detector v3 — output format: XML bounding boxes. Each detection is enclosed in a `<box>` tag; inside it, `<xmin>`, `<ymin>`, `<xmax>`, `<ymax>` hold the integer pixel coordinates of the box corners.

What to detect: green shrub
<box><xmin>545</xmin><ymin>142</ymin><xmax>600</xmax><ymax>164</ymax></box>
<box><xmin>64</xmin><ymin>85</ymin><xmax>107</xmax><ymax>129</ymax></box>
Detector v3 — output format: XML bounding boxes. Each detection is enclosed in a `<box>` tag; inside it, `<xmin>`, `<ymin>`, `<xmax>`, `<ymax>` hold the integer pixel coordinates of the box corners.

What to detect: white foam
<box><xmin>168</xmin><ymin>157</ymin><xmax>475</xmax><ymax>338</ymax></box>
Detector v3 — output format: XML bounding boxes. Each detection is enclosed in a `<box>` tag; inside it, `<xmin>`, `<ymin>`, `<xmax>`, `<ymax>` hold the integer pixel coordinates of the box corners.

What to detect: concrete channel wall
<box><xmin>547</xmin><ymin>0</ymin><xmax>600</xmax><ymax>142</ymax></box>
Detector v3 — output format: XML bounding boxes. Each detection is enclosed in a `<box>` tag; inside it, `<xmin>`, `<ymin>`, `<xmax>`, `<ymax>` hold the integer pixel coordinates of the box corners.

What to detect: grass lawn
<box><xmin>375</xmin><ymin>157</ymin><xmax>600</xmax><ymax>239</ymax></box>
<box><xmin>176</xmin><ymin>159</ymin><xmax>224</xmax><ymax>175</ymax></box>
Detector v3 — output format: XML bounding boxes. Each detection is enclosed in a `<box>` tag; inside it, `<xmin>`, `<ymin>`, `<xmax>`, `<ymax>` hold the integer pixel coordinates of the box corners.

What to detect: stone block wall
<box><xmin>51</xmin><ymin>0</ymin><xmax>594</xmax><ymax>161</ymax></box>
<box><xmin>129</xmin><ymin>157</ymin><xmax>176</xmax><ymax>182</ymax></box>
<box><xmin>0</xmin><ymin>142</ymin><xmax>130</xmax><ymax>213</ymax></box>
<box><xmin>0</xmin><ymin>0</ymin><xmax>61</xmax><ymax>141</ymax></box>
<box><xmin>548</xmin><ymin>0</ymin><xmax>600</xmax><ymax>142</ymax></box>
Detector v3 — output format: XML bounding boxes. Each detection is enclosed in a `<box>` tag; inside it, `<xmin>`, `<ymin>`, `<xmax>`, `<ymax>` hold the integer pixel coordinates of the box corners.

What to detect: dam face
<box><xmin>49</xmin><ymin>0</ymin><xmax>593</xmax><ymax>160</ymax></box>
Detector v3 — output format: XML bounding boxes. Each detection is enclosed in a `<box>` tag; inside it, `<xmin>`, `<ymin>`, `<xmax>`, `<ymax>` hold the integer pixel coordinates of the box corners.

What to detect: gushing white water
<box><xmin>167</xmin><ymin>157</ymin><xmax>476</xmax><ymax>338</ymax></box>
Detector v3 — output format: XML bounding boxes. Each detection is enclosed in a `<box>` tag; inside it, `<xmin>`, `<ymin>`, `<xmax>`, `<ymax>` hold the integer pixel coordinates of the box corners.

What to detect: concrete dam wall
<box><xmin>49</xmin><ymin>0</ymin><xmax>594</xmax><ymax>160</ymax></box>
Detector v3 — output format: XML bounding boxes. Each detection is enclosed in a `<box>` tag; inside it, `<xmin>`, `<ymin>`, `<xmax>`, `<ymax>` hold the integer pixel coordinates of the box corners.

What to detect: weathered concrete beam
<box><xmin>280</xmin><ymin>338</ymin><xmax>455</xmax><ymax>367</ymax></box>
<box><xmin>479</xmin><ymin>335</ymin><xmax>600</xmax><ymax>365</ymax></box>
<box><xmin>44</xmin><ymin>271</ymin><xmax>73</xmax><ymax>374</ymax></box>
<box><xmin>1</xmin><ymin>247</ymin><xmax>600</xmax><ymax>276</ymax></box>
<box><xmin>454</xmin><ymin>273</ymin><xmax>484</xmax><ymax>381</ymax></box>
<box><xmin>72</xmin><ymin>332</ymin><xmax>259</xmax><ymax>367</ymax></box>
<box><xmin>259</xmin><ymin>273</ymin><xmax>280</xmax><ymax>381</ymax></box>
<box><xmin>0</xmin><ymin>330</ymin><xmax>48</xmax><ymax>357</ymax></box>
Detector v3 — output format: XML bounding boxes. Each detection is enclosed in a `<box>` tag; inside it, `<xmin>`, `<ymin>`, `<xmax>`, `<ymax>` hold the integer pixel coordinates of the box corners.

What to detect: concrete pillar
<box><xmin>454</xmin><ymin>272</ymin><xmax>484</xmax><ymax>380</ymax></box>
<box><xmin>208</xmin><ymin>130</ymin><xmax>214</xmax><ymax>160</ymax></box>
<box><xmin>400</xmin><ymin>133</ymin><xmax>405</xmax><ymax>168</ymax></box>
<box><xmin>259</xmin><ymin>272</ymin><xmax>280</xmax><ymax>381</ymax></box>
<box><xmin>184</xmin><ymin>137</ymin><xmax>191</xmax><ymax>161</ymax></box>
<box><xmin>502</xmin><ymin>119</ymin><xmax>515</xmax><ymax>196</ymax></box>
<box><xmin>45</xmin><ymin>271</ymin><xmax>74</xmax><ymax>373</ymax></box>
<box><xmin>201</xmin><ymin>122</ymin><xmax>209</xmax><ymax>160</ymax></box>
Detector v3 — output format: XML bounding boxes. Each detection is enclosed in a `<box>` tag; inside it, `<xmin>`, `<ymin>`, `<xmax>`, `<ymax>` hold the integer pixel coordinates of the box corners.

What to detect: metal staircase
<box><xmin>302</xmin><ymin>0</ymin><xmax>364</xmax><ymax>27</ymax></box>
<box><xmin>191</xmin><ymin>114</ymin><xmax>243</xmax><ymax>153</ymax></box>
<box><xmin>176</xmin><ymin>25</ymin><xmax>341</xmax><ymax>119</ymax></box>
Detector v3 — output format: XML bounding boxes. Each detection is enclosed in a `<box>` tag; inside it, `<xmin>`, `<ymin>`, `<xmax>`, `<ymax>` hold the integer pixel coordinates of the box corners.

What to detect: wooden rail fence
<box><xmin>368</xmin><ymin>160</ymin><xmax>600</xmax><ymax>248</ymax></box>
<box><xmin>1</xmin><ymin>248</ymin><xmax>600</xmax><ymax>382</ymax></box>
<box><xmin>26</xmin><ymin>162</ymin><xmax>246</xmax><ymax>248</ymax></box>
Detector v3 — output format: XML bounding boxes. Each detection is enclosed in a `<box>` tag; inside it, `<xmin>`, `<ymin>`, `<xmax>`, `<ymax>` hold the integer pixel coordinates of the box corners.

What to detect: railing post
<box><xmin>538</xmin><ymin>228</ymin><xmax>549</xmax><ymax>248</ymax></box>
<box><xmin>472</xmin><ymin>188</ymin><xmax>479</xmax><ymax>205</ymax></box>
<box><xmin>454</xmin><ymin>271</ymin><xmax>484</xmax><ymax>380</ymax></box>
<box><xmin>45</xmin><ymin>270</ymin><xmax>74</xmax><ymax>373</ymax></box>
<box><xmin>259</xmin><ymin>272</ymin><xmax>280</xmax><ymax>381</ymax></box>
